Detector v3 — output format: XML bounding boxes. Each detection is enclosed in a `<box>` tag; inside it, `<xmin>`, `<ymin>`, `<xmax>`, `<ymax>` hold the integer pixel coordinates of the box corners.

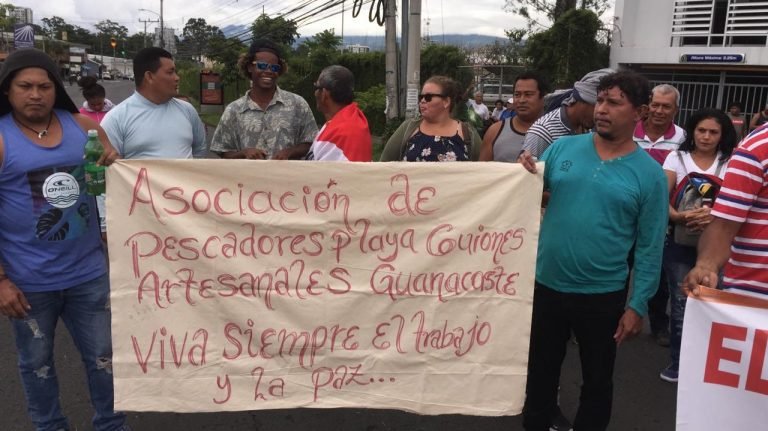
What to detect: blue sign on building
<box><xmin>680</xmin><ymin>54</ymin><xmax>745</xmax><ymax>63</ymax></box>
<box><xmin>13</xmin><ymin>24</ymin><xmax>34</xmax><ymax>50</ymax></box>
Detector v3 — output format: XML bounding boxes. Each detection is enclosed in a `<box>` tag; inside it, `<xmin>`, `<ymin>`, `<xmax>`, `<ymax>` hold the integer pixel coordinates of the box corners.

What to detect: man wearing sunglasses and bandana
<box><xmin>210</xmin><ymin>39</ymin><xmax>318</xmax><ymax>160</ymax></box>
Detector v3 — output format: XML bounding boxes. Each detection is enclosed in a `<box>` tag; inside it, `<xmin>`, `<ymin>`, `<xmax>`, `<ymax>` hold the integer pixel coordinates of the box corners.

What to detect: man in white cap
<box><xmin>499</xmin><ymin>97</ymin><xmax>516</xmax><ymax>121</ymax></box>
<box><xmin>519</xmin><ymin>68</ymin><xmax>615</xmax><ymax>159</ymax></box>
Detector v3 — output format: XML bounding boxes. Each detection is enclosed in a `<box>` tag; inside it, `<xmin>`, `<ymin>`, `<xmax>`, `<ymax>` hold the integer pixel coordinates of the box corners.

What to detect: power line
<box><xmin>187</xmin><ymin>0</ymin><xmax>380</xmax><ymax>55</ymax></box>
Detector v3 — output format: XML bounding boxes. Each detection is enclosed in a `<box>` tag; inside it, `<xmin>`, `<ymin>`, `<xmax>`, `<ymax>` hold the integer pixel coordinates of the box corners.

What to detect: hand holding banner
<box><xmin>107</xmin><ymin>160</ymin><xmax>543</xmax><ymax>415</ymax></box>
<box><xmin>678</xmin><ymin>287</ymin><xmax>768</xmax><ymax>429</ymax></box>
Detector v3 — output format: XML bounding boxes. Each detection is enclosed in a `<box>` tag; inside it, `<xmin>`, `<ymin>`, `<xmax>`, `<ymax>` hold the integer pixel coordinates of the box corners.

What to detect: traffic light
<box><xmin>110</xmin><ymin>37</ymin><xmax>116</xmax><ymax>48</ymax></box>
<box><xmin>121</xmin><ymin>50</ymin><xmax>125</xmax><ymax>56</ymax></box>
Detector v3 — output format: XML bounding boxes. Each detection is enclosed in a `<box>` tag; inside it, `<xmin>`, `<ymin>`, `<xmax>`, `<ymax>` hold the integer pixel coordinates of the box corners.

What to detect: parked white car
<box><xmin>102</xmin><ymin>71</ymin><xmax>112</xmax><ymax>80</ymax></box>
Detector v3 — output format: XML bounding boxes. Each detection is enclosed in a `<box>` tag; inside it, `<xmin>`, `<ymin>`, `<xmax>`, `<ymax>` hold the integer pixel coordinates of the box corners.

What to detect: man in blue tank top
<box><xmin>0</xmin><ymin>49</ymin><xmax>129</xmax><ymax>430</ymax></box>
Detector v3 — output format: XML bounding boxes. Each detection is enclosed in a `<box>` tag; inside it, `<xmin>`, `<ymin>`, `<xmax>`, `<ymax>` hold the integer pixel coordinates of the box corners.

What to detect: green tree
<box><xmin>0</xmin><ymin>3</ymin><xmax>17</xmax><ymax>51</ymax></box>
<box><xmin>94</xmin><ymin>20</ymin><xmax>128</xmax><ymax>55</ymax></box>
<box><xmin>68</xmin><ymin>25</ymin><xmax>95</xmax><ymax>45</ymax></box>
<box><xmin>94</xmin><ymin>20</ymin><xmax>128</xmax><ymax>39</ymax></box>
<box><xmin>504</xmin><ymin>0</ymin><xmax>611</xmax><ymax>28</ymax></box>
<box><xmin>125</xmin><ymin>32</ymin><xmax>149</xmax><ymax>56</ymax></box>
<box><xmin>0</xmin><ymin>3</ymin><xmax>15</xmax><ymax>28</ymax></box>
<box><xmin>420</xmin><ymin>44</ymin><xmax>473</xmax><ymax>88</ymax></box>
<box><xmin>207</xmin><ymin>33</ymin><xmax>247</xmax><ymax>93</ymax></box>
<box><xmin>356</xmin><ymin>84</ymin><xmax>387</xmax><ymax>135</ymax></box>
<box><xmin>338</xmin><ymin>51</ymin><xmax>385</xmax><ymax>91</ymax></box>
<box><xmin>182</xmin><ymin>18</ymin><xmax>223</xmax><ymax>62</ymax></box>
<box><xmin>41</xmin><ymin>16</ymin><xmax>74</xmax><ymax>40</ymax></box>
<box><xmin>524</xmin><ymin>8</ymin><xmax>608</xmax><ymax>87</ymax></box>
<box><xmin>301</xmin><ymin>30</ymin><xmax>342</xmax><ymax>71</ymax></box>
<box><xmin>250</xmin><ymin>14</ymin><xmax>299</xmax><ymax>51</ymax></box>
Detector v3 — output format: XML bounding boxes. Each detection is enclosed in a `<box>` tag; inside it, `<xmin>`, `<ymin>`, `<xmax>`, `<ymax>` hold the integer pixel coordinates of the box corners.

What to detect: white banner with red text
<box><xmin>678</xmin><ymin>288</ymin><xmax>768</xmax><ymax>429</ymax></box>
<box><xmin>106</xmin><ymin>159</ymin><xmax>542</xmax><ymax>415</ymax></box>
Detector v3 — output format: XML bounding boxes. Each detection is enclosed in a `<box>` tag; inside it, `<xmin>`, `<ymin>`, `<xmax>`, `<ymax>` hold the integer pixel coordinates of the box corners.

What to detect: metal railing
<box><xmin>650</xmin><ymin>78</ymin><xmax>768</xmax><ymax>126</ymax></box>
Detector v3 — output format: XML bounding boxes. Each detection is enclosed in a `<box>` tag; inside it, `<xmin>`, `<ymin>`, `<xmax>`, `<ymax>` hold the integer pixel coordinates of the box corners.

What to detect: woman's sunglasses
<box><xmin>418</xmin><ymin>93</ymin><xmax>446</xmax><ymax>102</ymax></box>
<box><xmin>252</xmin><ymin>61</ymin><xmax>282</xmax><ymax>73</ymax></box>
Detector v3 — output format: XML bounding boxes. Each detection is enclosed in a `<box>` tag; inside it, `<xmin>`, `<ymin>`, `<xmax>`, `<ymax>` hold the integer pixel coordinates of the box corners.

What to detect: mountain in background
<box><xmin>221</xmin><ymin>25</ymin><xmax>506</xmax><ymax>50</ymax></box>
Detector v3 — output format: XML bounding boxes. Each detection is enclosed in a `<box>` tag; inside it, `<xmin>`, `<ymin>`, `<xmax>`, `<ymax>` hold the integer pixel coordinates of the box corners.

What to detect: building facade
<box><xmin>9</xmin><ymin>6</ymin><xmax>32</xmax><ymax>24</ymax></box>
<box><xmin>153</xmin><ymin>27</ymin><xmax>177</xmax><ymax>54</ymax></box>
<box><xmin>611</xmin><ymin>0</ymin><xmax>768</xmax><ymax>124</ymax></box>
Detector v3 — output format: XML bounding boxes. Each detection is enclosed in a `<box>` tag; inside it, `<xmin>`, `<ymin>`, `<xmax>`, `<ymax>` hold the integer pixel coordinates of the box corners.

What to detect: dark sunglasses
<box><xmin>418</xmin><ymin>93</ymin><xmax>446</xmax><ymax>102</ymax></box>
<box><xmin>252</xmin><ymin>61</ymin><xmax>282</xmax><ymax>73</ymax></box>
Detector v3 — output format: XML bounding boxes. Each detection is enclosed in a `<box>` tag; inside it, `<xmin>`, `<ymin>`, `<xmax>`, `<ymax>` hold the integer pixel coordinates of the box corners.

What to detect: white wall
<box><xmin>610</xmin><ymin>0</ymin><xmax>768</xmax><ymax>68</ymax></box>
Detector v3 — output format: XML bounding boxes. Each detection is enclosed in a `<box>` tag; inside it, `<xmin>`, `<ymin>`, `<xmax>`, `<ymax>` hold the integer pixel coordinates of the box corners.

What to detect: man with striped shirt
<box><xmin>519</xmin><ymin>68</ymin><xmax>613</xmax><ymax>159</ymax></box>
<box><xmin>684</xmin><ymin>125</ymin><xmax>768</xmax><ymax>297</ymax></box>
<box><xmin>633</xmin><ymin>84</ymin><xmax>685</xmax><ymax>163</ymax></box>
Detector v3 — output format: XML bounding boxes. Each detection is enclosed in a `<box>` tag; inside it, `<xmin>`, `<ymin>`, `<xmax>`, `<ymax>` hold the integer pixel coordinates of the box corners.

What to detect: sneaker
<box><xmin>549</xmin><ymin>407</ymin><xmax>573</xmax><ymax>431</ymax></box>
<box><xmin>660</xmin><ymin>365</ymin><xmax>679</xmax><ymax>383</ymax></box>
<box><xmin>654</xmin><ymin>329</ymin><xmax>671</xmax><ymax>347</ymax></box>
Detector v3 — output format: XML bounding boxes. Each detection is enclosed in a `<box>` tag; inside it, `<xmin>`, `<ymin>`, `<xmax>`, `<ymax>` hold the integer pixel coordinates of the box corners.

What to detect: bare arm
<box><xmin>479</xmin><ymin>121</ymin><xmax>501</xmax><ymax>161</ymax></box>
<box><xmin>272</xmin><ymin>142</ymin><xmax>310</xmax><ymax>160</ymax></box>
<box><xmin>217</xmin><ymin>148</ymin><xmax>267</xmax><ymax>159</ymax></box>
<box><xmin>73</xmin><ymin>113</ymin><xmax>119</xmax><ymax>166</ymax></box>
<box><xmin>0</xmin><ymin>267</ymin><xmax>30</xmax><ymax>319</ymax></box>
<box><xmin>0</xmin><ymin>143</ymin><xmax>29</xmax><ymax>316</ymax></box>
<box><xmin>683</xmin><ymin>217</ymin><xmax>741</xmax><ymax>294</ymax></box>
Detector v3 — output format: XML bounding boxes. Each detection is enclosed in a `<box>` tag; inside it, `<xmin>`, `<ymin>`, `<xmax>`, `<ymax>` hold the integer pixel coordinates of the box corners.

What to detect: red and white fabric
<box><xmin>308</xmin><ymin>103</ymin><xmax>371</xmax><ymax>162</ymax></box>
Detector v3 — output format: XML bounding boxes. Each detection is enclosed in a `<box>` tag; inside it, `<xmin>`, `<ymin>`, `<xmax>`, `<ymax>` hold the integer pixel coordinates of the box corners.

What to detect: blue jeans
<box><xmin>9</xmin><ymin>273</ymin><xmax>128</xmax><ymax>431</ymax></box>
<box><xmin>662</xmin><ymin>242</ymin><xmax>697</xmax><ymax>372</ymax></box>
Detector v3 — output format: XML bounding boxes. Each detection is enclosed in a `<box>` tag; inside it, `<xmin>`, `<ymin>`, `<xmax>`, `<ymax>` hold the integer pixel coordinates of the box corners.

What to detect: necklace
<box><xmin>14</xmin><ymin>114</ymin><xmax>53</xmax><ymax>139</ymax></box>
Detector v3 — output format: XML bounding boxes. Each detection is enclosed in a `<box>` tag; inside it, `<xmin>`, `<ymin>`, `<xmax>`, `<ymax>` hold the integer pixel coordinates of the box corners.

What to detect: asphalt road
<box><xmin>0</xmin><ymin>79</ymin><xmax>678</xmax><ymax>431</ymax></box>
<box><xmin>0</xmin><ymin>318</ymin><xmax>676</xmax><ymax>431</ymax></box>
<box><xmin>66</xmin><ymin>78</ymin><xmax>137</xmax><ymax>108</ymax></box>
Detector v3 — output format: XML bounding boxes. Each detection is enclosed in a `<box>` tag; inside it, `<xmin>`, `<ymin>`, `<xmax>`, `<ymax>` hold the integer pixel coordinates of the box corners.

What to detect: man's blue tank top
<box><xmin>0</xmin><ymin>109</ymin><xmax>106</xmax><ymax>292</ymax></box>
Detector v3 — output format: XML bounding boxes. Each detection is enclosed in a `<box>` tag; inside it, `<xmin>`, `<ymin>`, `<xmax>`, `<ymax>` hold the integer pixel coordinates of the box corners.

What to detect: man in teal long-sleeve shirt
<box><xmin>520</xmin><ymin>71</ymin><xmax>668</xmax><ymax>431</ymax></box>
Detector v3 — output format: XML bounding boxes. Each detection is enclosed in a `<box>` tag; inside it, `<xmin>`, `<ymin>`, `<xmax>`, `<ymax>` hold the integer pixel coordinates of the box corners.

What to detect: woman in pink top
<box><xmin>77</xmin><ymin>76</ymin><xmax>114</xmax><ymax>123</ymax></box>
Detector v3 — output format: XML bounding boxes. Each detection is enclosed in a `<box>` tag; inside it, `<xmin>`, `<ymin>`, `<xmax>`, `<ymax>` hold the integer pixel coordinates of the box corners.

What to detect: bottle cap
<box><xmin>87</xmin><ymin>129</ymin><xmax>98</xmax><ymax>137</ymax></box>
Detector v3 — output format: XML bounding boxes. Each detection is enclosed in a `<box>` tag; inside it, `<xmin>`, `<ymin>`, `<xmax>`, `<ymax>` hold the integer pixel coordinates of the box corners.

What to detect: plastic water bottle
<box><xmin>84</xmin><ymin>130</ymin><xmax>106</xmax><ymax>195</ymax></box>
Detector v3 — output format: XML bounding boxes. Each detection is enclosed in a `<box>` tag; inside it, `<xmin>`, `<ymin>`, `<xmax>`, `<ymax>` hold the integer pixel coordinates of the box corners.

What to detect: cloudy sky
<box><xmin>15</xmin><ymin>0</ymin><xmax>530</xmax><ymax>40</ymax></box>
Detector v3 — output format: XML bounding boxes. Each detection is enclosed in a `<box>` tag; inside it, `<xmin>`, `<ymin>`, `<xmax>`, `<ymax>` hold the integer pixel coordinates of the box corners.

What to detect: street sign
<box><xmin>680</xmin><ymin>53</ymin><xmax>745</xmax><ymax>63</ymax></box>
<box><xmin>200</xmin><ymin>71</ymin><xmax>224</xmax><ymax>105</ymax></box>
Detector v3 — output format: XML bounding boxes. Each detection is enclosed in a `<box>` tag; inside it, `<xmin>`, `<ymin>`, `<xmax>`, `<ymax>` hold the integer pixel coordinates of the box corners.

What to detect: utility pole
<box><xmin>405</xmin><ymin>0</ymin><xmax>421</xmax><ymax>118</ymax></box>
<box><xmin>341</xmin><ymin>0</ymin><xmax>345</xmax><ymax>51</ymax></box>
<box><xmin>385</xmin><ymin>0</ymin><xmax>399</xmax><ymax>119</ymax></box>
<box><xmin>399</xmin><ymin>0</ymin><xmax>409</xmax><ymax>116</ymax></box>
<box><xmin>139</xmin><ymin>18</ymin><xmax>159</xmax><ymax>48</ymax></box>
<box><xmin>160</xmin><ymin>0</ymin><xmax>165</xmax><ymax>50</ymax></box>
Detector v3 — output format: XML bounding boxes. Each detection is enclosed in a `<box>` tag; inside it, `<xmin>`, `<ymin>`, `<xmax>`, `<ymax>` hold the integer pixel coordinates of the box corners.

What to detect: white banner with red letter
<box><xmin>678</xmin><ymin>288</ymin><xmax>768</xmax><ymax>429</ymax></box>
<box><xmin>106</xmin><ymin>160</ymin><xmax>543</xmax><ymax>415</ymax></box>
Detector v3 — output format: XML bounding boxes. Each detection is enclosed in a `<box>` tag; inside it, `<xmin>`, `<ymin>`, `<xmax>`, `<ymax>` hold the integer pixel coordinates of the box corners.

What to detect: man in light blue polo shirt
<box><xmin>102</xmin><ymin>47</ymin><xmax>207</xmax><ymax>159</ymax></box>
